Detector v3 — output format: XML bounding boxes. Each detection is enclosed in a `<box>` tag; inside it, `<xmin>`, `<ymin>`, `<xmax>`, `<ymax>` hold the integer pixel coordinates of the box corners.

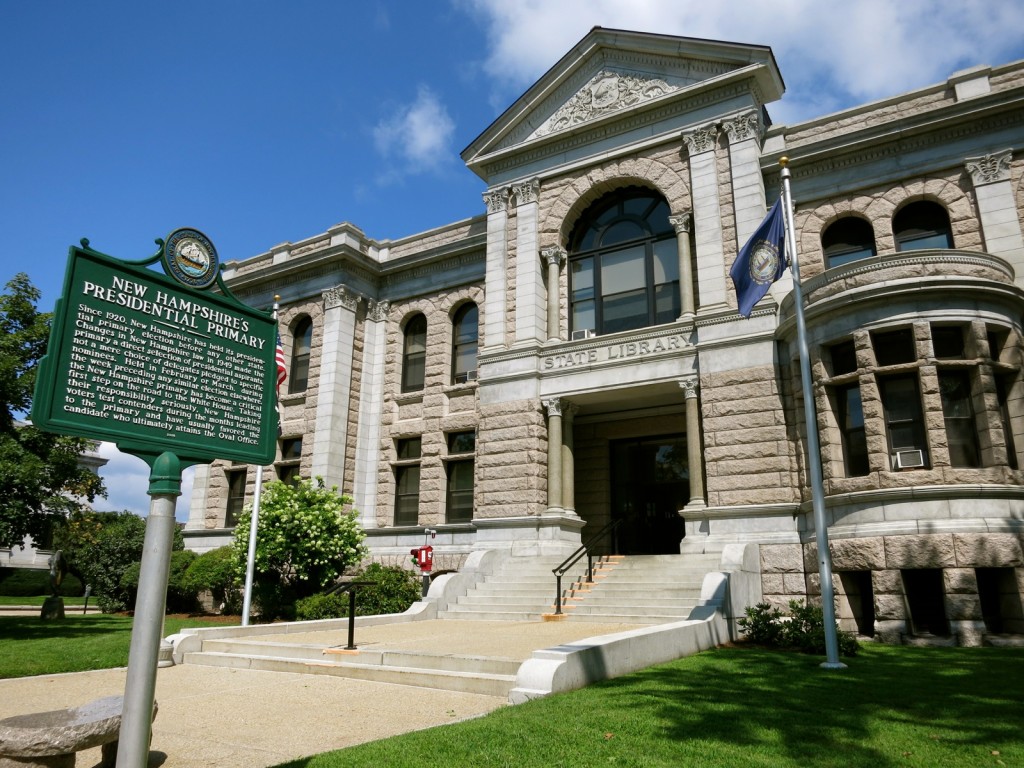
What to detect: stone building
<box><xmin>185</xmin><ymin>28</ymin><xmax>1024</xmax><ymax>644</ymax></box>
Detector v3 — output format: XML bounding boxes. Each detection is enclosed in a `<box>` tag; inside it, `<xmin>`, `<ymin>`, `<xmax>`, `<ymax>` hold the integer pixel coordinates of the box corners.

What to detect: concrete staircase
<box><xmin>437</xmin><ymin>554</ymin><xmax>585</xmax><ymax>621</ymax></box>
<box><xmin>558</xmin><ymin>553</ymin><xmax>722</xmax><ymax>624</ymax></box>
<box><xmin>182</xmin><ymin>637</ymin><xmax>521</xmax><ymax>697</ymax></box>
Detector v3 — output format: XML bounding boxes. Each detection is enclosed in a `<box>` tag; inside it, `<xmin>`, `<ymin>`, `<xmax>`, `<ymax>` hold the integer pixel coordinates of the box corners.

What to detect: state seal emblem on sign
<box><xmin>748</xmin><ymin>239</ymin><xmax>780</xmax><ymax>285</ymax></box>
<box><xmin>163</xmin><ymin>228</ymin><xmax>219</xmax><ymax>289</ymax></box>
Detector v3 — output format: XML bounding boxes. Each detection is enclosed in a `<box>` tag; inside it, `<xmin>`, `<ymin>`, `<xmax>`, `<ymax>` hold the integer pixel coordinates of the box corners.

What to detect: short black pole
<box><xmin>346</xmin><ymin>589</ymin><xmax>357</xmax><ymax>650</ymax></box>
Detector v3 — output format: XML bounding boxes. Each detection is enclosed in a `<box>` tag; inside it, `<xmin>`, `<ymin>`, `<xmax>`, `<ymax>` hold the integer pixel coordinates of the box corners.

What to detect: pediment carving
<box><xmin>530</xmin><ymin>70</ymin><xmax>676</xmax><ymax>139</ymax></box>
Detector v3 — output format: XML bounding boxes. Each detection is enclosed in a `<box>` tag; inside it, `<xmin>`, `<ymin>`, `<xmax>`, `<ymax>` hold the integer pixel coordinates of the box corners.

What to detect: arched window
<box><xmin>893</xmin><ymin>201</ymin><xmax>953</xmax><ymax>251</ymax></box>
<box><xmin>822</xmin><ymin>217</ymin><xmax>876</xmax><ymax>269</ymax></box>
<box><xmin>288</xmin><ymin>317</ymin><xmax>312</xmax><ymax>394</ymax></box>
<box><xmin>568</xmin><ymin>187</ymin><xmax>678</xmax><ymax>336</ymax></box>
<box><xmin>451</xmin><ymin>303</ymin><xmax>478</xmax><ymax>384</ymax></box>
<box><xmin>402</xmin><ymin>314</ymin><xmax>427</xmax><ymax>393</ymax></box>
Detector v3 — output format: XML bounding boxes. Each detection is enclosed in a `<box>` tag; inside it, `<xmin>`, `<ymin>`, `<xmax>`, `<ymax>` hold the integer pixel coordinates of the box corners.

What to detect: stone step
<box><xmin>184</xmin><ymin>651</ymin><xmax>515</xmax><ymax>697</ymax></box>
<box><xmin>563</xmin><ymin>594</ymin><xmax>699</xmax><ymax>607</ymax></box>
<box><xmin>566</xmin><ymin>603</ymin><xmax>697</xmax><ymax>617</ymax></box>
<box><xmin>457</xmin><ymin>594</ymin><xmax>557</xmax><ymax>606</ymax></box>
<box><xmin>562</xmin><ymin>612</ymin><xmax>691</xmax><ymax>625</ymax></box>
<box><xmin>436</xmin><ymin>608</ymin><xmax>546</xmax><ymax>622</ymax></box>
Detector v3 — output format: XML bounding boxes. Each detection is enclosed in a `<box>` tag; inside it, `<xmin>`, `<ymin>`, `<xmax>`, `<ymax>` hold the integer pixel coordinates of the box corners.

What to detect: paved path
<box><xmin>0</xmin><ymin>618</ymin><xmax>644</xmax><ymax>767</ymax></box>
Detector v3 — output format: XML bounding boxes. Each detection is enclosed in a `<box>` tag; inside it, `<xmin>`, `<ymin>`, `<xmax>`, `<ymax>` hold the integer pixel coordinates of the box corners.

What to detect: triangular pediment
<box><xmin>462</xmin><ymin>28</ymin><xmax>784</xmax><ymax>184</ymax></box>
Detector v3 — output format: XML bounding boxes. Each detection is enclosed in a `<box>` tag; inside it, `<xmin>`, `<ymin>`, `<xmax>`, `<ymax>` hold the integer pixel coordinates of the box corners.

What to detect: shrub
<box><xmin>120</xmin><ymin>549</ymin><xmax>199</xmax><ymax>614</ymax></box>
<box><xmin>739</xmin><ymin>599</ymin><xmax>859</xmax><ymax>657</ymax></box>
<box><xmin>294</xmin><ymin>592</ymin><xmax>347</xmax><ymax>621</ymax></box>
<box><xmin>0</xmin><ymin>567</ymin><xmax>83</xmax><ymax>597</ymax></box>
<box><xmin>182</xmin><ymin>546</ymin><xmax>240</xmax><ymax>613</ymax></box>
<box><xmin>294</xmin><ymin>564</ymin><xmax>423</xmax><ymax>621</ymax></box>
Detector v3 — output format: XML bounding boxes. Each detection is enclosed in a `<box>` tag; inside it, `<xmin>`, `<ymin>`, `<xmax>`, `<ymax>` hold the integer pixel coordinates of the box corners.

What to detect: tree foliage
<box><xmin>54</xmin><ymin>509</ymin><xmax>184</xmax><ymax>613</ymax></box>
<box><xmin>232</xmin><ymin>478</ymin><xmax>367</xmax><ymax>613</ymax></box>
<box><xmin>0</xmin><ymin>273</ymin><xmax>106</xmax><ymax>548</ymax></box>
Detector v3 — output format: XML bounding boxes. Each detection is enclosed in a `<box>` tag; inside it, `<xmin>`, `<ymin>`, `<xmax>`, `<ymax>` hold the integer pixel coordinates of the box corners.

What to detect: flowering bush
<box><xmin>232</xmin><ymin>477</ymin><xmax>367</xmax><ymax>613</ymax></box>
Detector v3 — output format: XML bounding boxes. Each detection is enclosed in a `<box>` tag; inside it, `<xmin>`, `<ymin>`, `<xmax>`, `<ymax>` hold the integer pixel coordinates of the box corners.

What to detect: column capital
<box><xmin>679</xmin><ymin>377</ymin><xmax>699</xmax><ymax>399</ymax></box>
<box><xmin>483</xmin><ymin>188</ymin><xmax>510</xmax><ymax>213</ymax></box>
<box><xmin>668</xmin><ymin>211</ymin><xmax>693</xmax><ymax>234</ymax></box>
<box><xmin>965</xmin><ymin>149</ymin><xmax>1012</xmax><ymax>186</ymax></box>
<box><xmin>543</xmin><ymin>397</ymin><xmax>563</xmax><ymax>417</ymax></box>
<box><xmin>323</xmin><ymin>284</ymin><xmax>360</xmax><ymax>311</ymax></box>
<box><xmin>367</xmin><ymin>299</ymin><xmax>390</xmax><ymax>323</ymax></box>
<box><xmin>563</xmin><ymin>401</ymin><xmax>579</xmax><ymax>420</ymax></box>
<box><xmin>683</xmin><ymin>125</ymin><xmax>718</xmax><ymax>155</ymax></box>
<box><xmin>721</xmin><ymin>111</ymin><xmax>762</xmax><ymax>144</ymax></box>
<box><xmin>512</xmin><ymin>178</ymin><xmax>540</xmax><ymax>206</ymax></box>
<box><xmin>541</xmin><ymin>245</ymin><xmax>567</xmax><ymax>267</ymax></box>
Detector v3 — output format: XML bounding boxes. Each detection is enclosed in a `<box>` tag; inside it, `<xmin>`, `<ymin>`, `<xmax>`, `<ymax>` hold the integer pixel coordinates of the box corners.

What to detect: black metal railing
<box><xmin>325</xmin><ymin>579</ymin><xmax>376</xmax><ymax>650</ymax></box>
<box><xmin>551</xmin><ymin>519</ymin><xmax>622</xmax><ymax>615</ymax></box>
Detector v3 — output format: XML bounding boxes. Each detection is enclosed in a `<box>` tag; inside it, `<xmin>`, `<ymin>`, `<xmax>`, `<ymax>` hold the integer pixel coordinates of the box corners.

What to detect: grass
<box><xmin>272</xmin><ymin>644</ymin><xmax>1024</xmax><ymax>768</ymax></box>
<box><xmin>0</xmin><ymin>595</ymin><xmax>87</xmax><ymax>606</ymax></box>
<box><xmin>0</xmin><ymin>613</ymin><xmax>239</xmax><ymax>678</ymax></box>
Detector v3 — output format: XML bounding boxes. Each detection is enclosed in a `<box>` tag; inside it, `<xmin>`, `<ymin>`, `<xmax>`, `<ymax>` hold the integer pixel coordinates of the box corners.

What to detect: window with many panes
<box><xmin>394</xmin><ymin>437</ymin><xmax>421</xmax><ymax>526</ymax></box>
<box><xmin>938</xmin><ymin>370</ymin><xmax>980</xmax><ymax>467</ymax></box>
<box><xmin>836</xmin><ymin>384</ymin><xmax>869</xmax><ymax>476</ymax></box>
<box><xmin>277</xmin><ymin>438</ymin><xmax>302</xmax><ymax>484</ymax></box>
<box><xmin>225</xmin><ymin>468</ymin><xmax>247</xmax><ymax>527</ymax></box>
<box><xmin>569</xmin><ymin>188</ymin><xmax>678</xmax><ymax>336</ymax></box>
<box><xmin>893</xmin><ymin>201</ymin><xmax>953</xmax><ymax>251</ymax></box>
<box><xmin>288</xmin><ymin>317</ymin><xmax>313</xmax><ymax>394</ymax></box>
<box><xmin>445</xmin><ymin>432</ymin><xmax>475</xmax><ymax>523</ymax></box>
<box><xmin>402</xmin><ymin>315</ymin><xmax>427</xmax><ymax>393</ymax></box>
<box><xmin>451</xmin><ymin>303</ymin><xmax>478</xmax><ymax>384</ymax></box>
<box><xmin>880</xmin><ymin>374</ymin><xmax>928</xmax><ymax>467</ymax></box>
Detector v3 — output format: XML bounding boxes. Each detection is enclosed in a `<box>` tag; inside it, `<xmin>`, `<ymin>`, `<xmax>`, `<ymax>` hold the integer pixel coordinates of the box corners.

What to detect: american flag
<box><xmin>275</xmin><ymin>334</ymin><xmax>287</xmax><ymax>394</ymax></box>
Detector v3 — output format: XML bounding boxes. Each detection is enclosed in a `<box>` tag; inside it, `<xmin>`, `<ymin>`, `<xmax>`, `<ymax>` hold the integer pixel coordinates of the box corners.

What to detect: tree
<box><xmin>0</xmin><ymin>273</ymin><xmax>106</xmax><ymax>548</ymax></box>
<box><xmin>232</xmin><ymin>477</ymin><xmax>367</xmax><ymax>617</ymax></box>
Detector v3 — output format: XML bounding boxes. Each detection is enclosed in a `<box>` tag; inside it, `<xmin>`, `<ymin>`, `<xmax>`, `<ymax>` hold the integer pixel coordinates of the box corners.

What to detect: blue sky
<box><xmin>4</xmin><ymin>0</ymin><xmax>1023</xmax><ymax>520</ymax></box>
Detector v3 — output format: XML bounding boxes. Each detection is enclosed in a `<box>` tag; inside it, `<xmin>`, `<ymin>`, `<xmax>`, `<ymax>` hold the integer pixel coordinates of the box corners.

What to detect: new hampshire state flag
<box><xmin>729</xmin><ymin>199</ymin><xmax>787</xmax><ymax>317</ymax></box>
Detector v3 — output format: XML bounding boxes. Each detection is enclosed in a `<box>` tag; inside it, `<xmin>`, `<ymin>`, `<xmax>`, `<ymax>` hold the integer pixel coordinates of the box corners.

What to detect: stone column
<box><xmin>352</xmin><ymin>300</ymin><xmax>389</xmax><ymax>529</ymax></box>
<box><xmin>668</xmin><ymin>212</ymin><xmax>695</xmax><ymax>318</ymax></box>
<box><xmin>965</xmin><ymin>150</ymin><xmax>1024</xmax><ymax>287</ymax></box>
<box><xmin>311</xmin><ymin>285</ymin><xmax>359</xmax><ymax>490</ymax></box>
<box><xmin>561</xmin><ymin>402</ymin><xmax>578</xmax><ymax>515</ymax></box>
<box><xmin>513</xmin><ymin>179</ymin><xmax>545</xmax><ymax>345</ymax></box>
<box><xmin>680</xmin><ymin>378</ymin><xmax>706</xmax><ymax>510</ymax></box>
<box><xmin>482</xmin><ymin>188</ymin><xmax>510</xmax><ymax>350</ymax></box>
<box><xmin>683</xmin><ymin>126</ymin><xmax>728</xmax><ymax>308</ymax></box>
<box><xmin>543</xmin><ymin>397</ymin><xmax>563</xmax><ymax>514</ymax></box>
<box><xmin>542</xmin><ymin>246</ymin><xmax>566</xmax><ymax>341</ymax></box>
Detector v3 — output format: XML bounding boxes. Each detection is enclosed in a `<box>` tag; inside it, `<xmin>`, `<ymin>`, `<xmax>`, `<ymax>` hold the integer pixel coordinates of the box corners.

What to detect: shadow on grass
<box><xmin>0</xmin><ymin>615</ymin><xmax>135</xmax><ymax>641</ymax></box>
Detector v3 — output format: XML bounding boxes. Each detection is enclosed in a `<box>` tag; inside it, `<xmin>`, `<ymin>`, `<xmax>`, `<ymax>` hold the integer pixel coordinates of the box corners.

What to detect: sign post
<box><xmin>32</xmin><ymin>230</ymin><xmax>279</xmax><ymax>767</ymax></box>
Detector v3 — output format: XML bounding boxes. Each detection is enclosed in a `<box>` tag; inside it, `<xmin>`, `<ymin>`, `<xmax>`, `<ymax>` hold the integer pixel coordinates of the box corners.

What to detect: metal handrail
<box><xmin>551</xmin><ymin>519</ymin><xmax>622</xmax><ymax>615</ymax></box>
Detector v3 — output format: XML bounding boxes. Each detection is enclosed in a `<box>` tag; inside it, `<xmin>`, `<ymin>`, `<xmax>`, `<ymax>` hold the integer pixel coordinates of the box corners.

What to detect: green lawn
<box><xmin>0</xmin><ymin>595</ymin><xmax>87</xmax><ymax>606</ymax></box>
<box><xmin>274</xmin><ymin>644</ymin><xmax>1024</xmax><ymax>768</ymax></box>
<box><xmin>0</xmin><ymin>613</ymin><xmax>238</xmax><ymax>678</ymax></box>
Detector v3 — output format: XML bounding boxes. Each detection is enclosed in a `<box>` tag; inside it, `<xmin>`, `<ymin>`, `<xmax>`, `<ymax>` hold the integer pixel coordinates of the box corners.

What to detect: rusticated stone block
<box><xmin>944</xmin><ymin>568</ymin><xmax>979</xmax><ymax>594</ymax></box>
<box><xmin>830</xmin><ymin>537</ymin><xmax>886</xmax><ymax>570</ymax></box>
<box><xmin>872</xmin><ymin>569</ymin><xmax>903</xmax><ymax>594</ymax></box>
<box><xmin>874</xmin><ymin>594</ymin><xmax>908</xmax><ymax>622</ymax></box>
<box><xmin>875</xmin><ymin>619</ymin><xmax>907</xmax><ymax>644</ymax></box>
<box><xmin>944</xmin><ymin>594</ymin><xmax>982</xmax><ymax>621</ymax></box>
<box><xmin>760</xmin><ymin>544</ymin><xmax>804</xmax><ymax>573</ymax></box>
<box><xmin>782</xmin><ymin>573</ymin><xmax>807</xmax><ymax>594</ymax></box>
<box><xmin>884</xmin><ymin>534</ymin><xmax>956</xmax><ymax>569</ymax></box>
<box><xmin>952</xmin><ymin>533</ymin><xmax>1024</xmax><ymax>568</ymax></box>
<box><xmin>761</xmin><ymin>573</ymin><xmax>784</xmax><ymax>594</ymax></box>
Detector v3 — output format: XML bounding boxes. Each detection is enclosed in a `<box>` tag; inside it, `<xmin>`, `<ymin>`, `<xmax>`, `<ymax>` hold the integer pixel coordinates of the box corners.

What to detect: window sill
<box><xmin>395</xmin><ymin>391</ymin><xmax>424</xmax><ymax>406</ymax></box>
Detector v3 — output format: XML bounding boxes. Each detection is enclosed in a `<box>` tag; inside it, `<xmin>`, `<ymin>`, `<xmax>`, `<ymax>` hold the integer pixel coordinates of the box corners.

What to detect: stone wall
<box><xmin>476</xmin><ymin>399</ymin><xmax>547</xmax><ymax>519</ymax></box>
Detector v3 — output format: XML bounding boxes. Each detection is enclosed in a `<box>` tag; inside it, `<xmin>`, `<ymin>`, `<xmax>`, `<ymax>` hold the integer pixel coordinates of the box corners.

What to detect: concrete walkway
<box><xmin>0</xmin><ymin>619</ymin><xmax>645</xmax><ymax>768</ymax></box>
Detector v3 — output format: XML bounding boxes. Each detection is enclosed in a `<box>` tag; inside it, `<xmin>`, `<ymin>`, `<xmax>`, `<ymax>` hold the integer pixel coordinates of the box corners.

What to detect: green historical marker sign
<box><xmin>32</xmin><ymin>232</ymin><xmax>278</xmax><ymax>465</ymax></box>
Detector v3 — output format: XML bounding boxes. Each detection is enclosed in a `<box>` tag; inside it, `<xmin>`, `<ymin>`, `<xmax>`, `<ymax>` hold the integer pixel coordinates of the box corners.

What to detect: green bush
<box><xmin>0</xmin><ymin>567</ymin><xmax>83</xmax><ymax>597</ymax></box>
<box><xmin>182</xmin><ymin>546</ymin><xmax>240</xmax><ymax>614</ymax></box>
<box><xmin>294</xmin><ymin>563</ymin><xmax>423</xmax><ymax>621</ymax></box>
<box><xmin>739</xmin><ymin>599</ymin><xmax>859</xmax><ymax>657</ymax></box>
<box><xmin>120</xmin><ymin>549</ymin><xmax>199</xmax><ymax>614</ymax></box>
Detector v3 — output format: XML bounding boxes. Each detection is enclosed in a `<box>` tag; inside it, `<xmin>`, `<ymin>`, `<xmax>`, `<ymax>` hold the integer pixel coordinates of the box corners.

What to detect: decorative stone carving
<box><xmin>541</xmin><ymin>245</ymin><xmax>566</xmax><ymax>267</ymax></box>
<box><xmin>534</xmin><ymin>71</ymin><xmax>675</xmax><ymax>137</ymax></box>
<box><xmin>678</xmin><ymin>378</ymin><xmax>699</xmax><ymax>399</ymax></box>
<box><xmin>668</xmin><ymin>212</ymin><xmax>693</xmax><ymax>234</ymax></box>
<box><xmin>512</xmin><ymin>179</ymin><xmax>540</xmax><ymax>206</ymax></box>
<box><xmin>965</xmin><ymin>149</ymin><xmax>1012</xmax><ymax>186</ymax></box>
<box><xmin>722</xmin><ymin>111</ymin><xmax>761</xmax><ymax>143</ymax></box>
<box><xmin>683</xmin><ymin>125</ymin><xmax>718</xmax><ymax>155</ymax></box>
<box><xmin>543</xmin><ymin>397</ymin><xmax>563</xmax><ymax>417</ymax></box>
<box><xmin>367</xmin><ymin>300</ymin><xmax>390</xmax><ymax>323</ymax></box>
<box><xmin>323</xmin><ymin>285</ymin><xmax>359</xmax><ymax>311</ymax></box>
<box><xmin>483</xmin><ymin>188</ymin><xmax>510</xmax><ymax>213</ymax></box>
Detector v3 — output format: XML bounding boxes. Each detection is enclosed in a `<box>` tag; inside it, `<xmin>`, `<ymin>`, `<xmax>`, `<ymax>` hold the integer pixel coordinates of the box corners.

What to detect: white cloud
<box><xmin>459</xmin><ymin>0</ymin><xmax>1024</xmax><ymax>123</ymax></box>
<box><xmin>373</xmin><ymin>85</ymin><xmax>456</xmax><ymax>181</ymax></box>
<box><xmin>93</xmin><ymin>442</ymin><xmax>195</xmax><ymax>523</ymax></box>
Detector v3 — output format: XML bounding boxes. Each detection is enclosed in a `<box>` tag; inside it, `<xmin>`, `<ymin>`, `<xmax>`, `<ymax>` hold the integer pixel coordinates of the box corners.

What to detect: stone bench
<box><xmin>0</xmin><ymin>695</ymin><xmax>156</xmax><ymax>768</ymax></box>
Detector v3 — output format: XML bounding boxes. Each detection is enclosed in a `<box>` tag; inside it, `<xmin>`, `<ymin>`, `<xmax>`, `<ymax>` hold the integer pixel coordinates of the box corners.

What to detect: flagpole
<box><xmin>779</xmin><ymin>157</ymin><xmax>846</xmax><ymax>669</ymax></box>
<box><xmin>241</xmin><ymin>296</ymin><xmax>281</xmax><ymax>626</ymax></box>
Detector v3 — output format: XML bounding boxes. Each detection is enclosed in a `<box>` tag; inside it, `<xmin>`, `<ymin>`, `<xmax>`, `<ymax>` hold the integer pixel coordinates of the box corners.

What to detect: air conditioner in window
<box><xmin>571</xmin><ymin>329</ymin><xmax>595</xmax><ymax>341</ymax></box>
<box><xmin>893</xmin><ymin>449</ymin><xmax>925</xmax><ymax>469</ymax></box>
<box><xmin>454</xmin><ymin>370</ymin><xmax>478</xmax><ymax>384</ymax></box>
